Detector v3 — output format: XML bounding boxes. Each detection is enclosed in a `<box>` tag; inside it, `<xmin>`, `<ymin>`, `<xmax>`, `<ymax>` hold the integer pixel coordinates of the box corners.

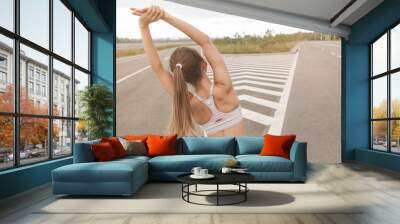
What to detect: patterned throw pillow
<box><xmin>119</xmin><ymin>138</ymin><xmax>147</xmax><ymax>156</ymax></box>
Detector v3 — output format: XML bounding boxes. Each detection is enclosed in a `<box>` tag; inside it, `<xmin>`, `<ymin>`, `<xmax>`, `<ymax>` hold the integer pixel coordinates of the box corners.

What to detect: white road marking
<box><xmin>233</xmin><ymin>80</ymin><xmax>285</xmax><ymax>89</ymax></box>
<box><xmin>241</xmin><ymin>108</ymin><xmax>273</xmax><ymax>126</ymax></box>
<box><xmin>117</xmin><ymin>56</ymin><xmax>170</xmax><ymax>84</ymax></box>
<box><xmin>117</xmin><ymin>54</ymin><xmax>145</xmax><ymax>64</ymax></box>
<box><xmin>234</xmin><ymin>85</ymin><xmax>282</xmax><ymax>97</ymax></box>
<box><xmin>268</xmin><ymin>52</ymin><xmax>299</xmax><ymax>134</ymax></box>
<box><xmin>239</xmin><ymin>95</ymin><xmax>280</xmax><ymax>108</ymax></box>
<box><xmin>216</xmin><ymin>52</ymin><xmax>298</xmax><ymax>133</ymax></box>
<box><xmin>117</xmin><ymin>65</ymin><xmax>151</xmax><ymax>84</ymax></box>
<box><xmin>228</xmin><ymin>75</ymin><xmax>288</xmax><ymax>83</ymax></box>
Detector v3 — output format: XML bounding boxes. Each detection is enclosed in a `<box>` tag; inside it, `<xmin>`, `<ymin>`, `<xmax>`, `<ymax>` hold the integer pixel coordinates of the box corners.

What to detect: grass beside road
<box><xmin>116</xmin><ymin>32</ymin><xmax>339</xmax><ymax>57</ymax></box>
<box><xmin>213</xmin><ymin>32</ymin><xmax>339</xmax><ymax>54</ymax></box>
<box><xmin>116</xmin><ymin>44</ymin><xmax>190</xmax><ymax>58</ymax></box>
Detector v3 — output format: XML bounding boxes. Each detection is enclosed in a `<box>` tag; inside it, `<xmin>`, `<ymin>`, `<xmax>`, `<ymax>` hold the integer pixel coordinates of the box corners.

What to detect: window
<box><xmin>20</xmin><ymin>117</ymin><xmax>49</xmax><ymax>165</ymax></box>
<box><xmin>0</xmin><ymin>34</ymin><xmax>13</xmax><ymax>112</ymax></box>
<box><xmin>0</xmin><ymin>0</ymin><xmax>14</xmax><ymax>31</ymax></box>
<box><xmin>20</xmin><ymin>0</ymin><xmax>49</xmax><ymax>49</ymax></box>
<box><xmin>53</xmin><ymin>119</ymin><xmax>72</xmax><ymax>158</ymax></box>
<box><xmin>0</xmin><ymin>1</ymin><xmax>91</xmax><ymax>170</ymax></box>
<box><xmin>370</xmin><ymin>23</ymin><xmax>400</xmax><ymax>153</ymax></box>
<box><xmin>53</xmin><ymin>59</ymin><xmax>72</xmax><ymax>117</ymax></box>
<box><xmin>53</xmin><ymin>0</ymin><xmax>72</xmax><ymax>60</ymax></box>
<box><xmin>28</xmin><ymin>81</ymin><xmax>34</xmax><ymax>94</ymax></box>
<box><xmin>28</xmin><ymin>67</ymin><xmax>34</xmax><ymax>80</ymax></box>
<box><xmin>0</xmin><ymin>116</ymin><xmax>13</xmax><ymax>170</ymax></box>
<box><xmin>0</xmin><ymin>71</ymin><xmax>7</xmax><ymax>84</ymax></box>
<box><xmin>74</xmin><ymin>69</ymin><xmax>89</xmax><ymax>118</ymax></box>
<box><xmin>35</xmin><ymin>84</ymin><xmax>40</xmax><ymax>96</ymax></box>
<box><xmin>74</xmin><ymin>18</ymin><xmax>89</xmax><ymax>70</ymax></box>
<box><xmin>41</xmin><ymin>85</ymin><xmax>46</xmax><ymax>97</ymax></box>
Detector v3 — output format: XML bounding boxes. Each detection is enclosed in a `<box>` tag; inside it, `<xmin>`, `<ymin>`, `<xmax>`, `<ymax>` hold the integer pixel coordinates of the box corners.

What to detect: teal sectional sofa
<box><xmin>52</xmin><ymin>137</ymin><xmax>307</xmax><ymax>196</ymax></box>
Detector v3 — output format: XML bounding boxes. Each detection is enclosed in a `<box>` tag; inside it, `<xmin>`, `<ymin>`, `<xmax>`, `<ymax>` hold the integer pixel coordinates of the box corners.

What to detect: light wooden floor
<box><xmin>1</xmin><ymin>162</ymin><xmax>400</xmax><ymax>224</ymax></box>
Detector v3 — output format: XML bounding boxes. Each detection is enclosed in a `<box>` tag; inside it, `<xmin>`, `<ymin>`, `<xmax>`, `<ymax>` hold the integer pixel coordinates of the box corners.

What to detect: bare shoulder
<box><xmin>212</xmin><ymin>84</ymin><xmax>240</xmax><ymax>111</ymax></box>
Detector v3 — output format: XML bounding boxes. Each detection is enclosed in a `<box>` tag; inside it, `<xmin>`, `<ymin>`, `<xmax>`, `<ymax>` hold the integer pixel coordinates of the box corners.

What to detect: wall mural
<box><xmin>114</xmin><ymin>0</ymin><xmax>341</xmax><ymax>162</ymax></box>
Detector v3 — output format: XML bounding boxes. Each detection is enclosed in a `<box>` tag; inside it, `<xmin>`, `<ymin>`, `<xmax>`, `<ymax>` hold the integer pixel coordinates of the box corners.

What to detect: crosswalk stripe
<box><xmin>207</xmin><ymin>70</ymin><xmax>289</xmax><ymax>77</ymax></box>
<box><xmin>221</xmin><ymin>68</ymin><xmax>291</xmax><ymax>74</ymax></box>
<box><xmin>239</xmin><ymin>94</ymin><xmax>280</xmax><ymax>108</ymax></box>
<box><xmin>234</xmin><ymin>85</ymin><xmax>282</xmax><ymax>96</ymax></box>
<box><xmin>231</xmin><ymin>76</ymin><xmax>287</xmax><ymax>83</ymax></box>
<box><xmin>209</xmin><ymin>75</ymin><xmax>288</xmax><ymax>82</ymax></box>
<box><xmin>223</xmin><ymin>64</ymin><xmax>293</xmax><ymax>69</ymax></box>
<box><xmin>241</xmin><ymin>108</ymin><xmax>273</xmax><ymax>126</ymax></box>
<box><xmin>233</xmin><ymin>80</ymin><xmax>285</xmax><ymax>89</ymax></box>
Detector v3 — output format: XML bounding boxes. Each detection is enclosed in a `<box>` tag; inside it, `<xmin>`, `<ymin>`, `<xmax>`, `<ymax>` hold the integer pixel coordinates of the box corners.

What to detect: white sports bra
<box><xmin>192</xmin><ymin>84</ymin><xmax>243</xmax><ymax>135</ymax></box>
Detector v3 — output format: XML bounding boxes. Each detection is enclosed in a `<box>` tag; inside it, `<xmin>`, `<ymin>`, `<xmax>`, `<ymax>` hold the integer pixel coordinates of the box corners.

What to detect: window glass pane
<box><xmin>20</xmin><ymin>0</ymin><xmax>49</xmax><ymax>49</ymax></box>
<box><xmin>391</xmin><ymin>24</ymin><xmax>400</xmax><ymax>70</ymax></box>
<box><xmin>391</xmin><ymin>72</ymin><xmax>400</xmax><ymax>117</ymax></box>
<box><xmin>372</xmin><ymin>121</ymin><xmax>388</xmax><ymax>151</ymax></box>
<box><xmin>53</xmin><ymin>0</ymin><xmax>72</xmax><ymax>60</ymax></box>
<box><xmin>0</xmin><ymin>0</ymin><xmax>14</xmax><ymax>31</ymax></box>
<box><xmin>391</xmin><ymin>120</ymin><xmax>400</xmax><ymax>153</ymax></box>
<box><xmin>372</xmin><ymin>33</ymin><xmax>387</xmax><ymax>76</ymax></box>
<box><xmin>74</xmin><ymin>18</ymin><xmax>89</xmax><ymax>69</ymax></box>
<box><xmin>74</xmin><ymin>69</ymin><xmax>89</xmax><ymax>118</ymax></box>
<box><xmin>20</xmin><ymin>44</ymin><xmax>49</xmax><ymax>115</ymax></box>
<box><xmin>372</xmin><ymin>76</ymin><xmax>387</xmax><ymax>119</ymax></box>
<box><xmin>53</xmin><ymin>119</ymin><xmax>72</xmax><ymax>157</ymax></box>
<box><xmin>53</xmin><ymin>59</ymin><xmax>72</xmax><ymax>117</ymax></box>
<box><xmin>0</xmin><ymin>116</ymin><xmax>13</xmax><ymax>170</ymax></box>
<box><xmin>20</xmin><ymin>117</ymin><xmax>49</xmax><ymax>165</ymax></box>
<box><xmin>0</xmin><ymin>35</ymin><xmax>14</xmax><ymax>112</ymax></box>
<box><xmin>75</xmin><ymin>120</ymin><xmax>88</xmax><ymax>143</ymax></box>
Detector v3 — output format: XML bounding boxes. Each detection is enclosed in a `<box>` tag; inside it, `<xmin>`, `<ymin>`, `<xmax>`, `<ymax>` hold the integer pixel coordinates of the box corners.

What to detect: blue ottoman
<box><xmin>52</xmin><ymin>157</ymin><xmax>148</xmax><ymax>196</ymax></box>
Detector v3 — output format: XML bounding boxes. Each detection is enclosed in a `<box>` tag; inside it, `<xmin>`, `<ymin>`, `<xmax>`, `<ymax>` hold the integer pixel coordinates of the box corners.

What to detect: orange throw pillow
<box><xmin>146</xmin><ymin>135</ymin><xmax>177</xmax><ymax>157</ymax></box>
<box><xmin>101</xmin><ymin>137</ymin><xmax>126</xmax><ymax>158</ymax></box>
<box><xmin>91</xmin><ymin>142</ymin><xmax>117</xmax><ymax>161</ymax></box>
<box><xmin>260</xmin><ymin>134</ymin><xmax>296</xmax><ymax>159</ymax></box>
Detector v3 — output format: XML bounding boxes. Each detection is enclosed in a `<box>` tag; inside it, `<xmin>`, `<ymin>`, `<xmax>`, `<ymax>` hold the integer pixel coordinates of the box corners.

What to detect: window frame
<box><xmin>370</xmin><ymin>21</ymin><xmax>400</xmax><ymax>154</ymax></box>
<box><xmin>0</xmin><ymin>0</ymin><xmax>92</xmax><ymax>171</ymax></box>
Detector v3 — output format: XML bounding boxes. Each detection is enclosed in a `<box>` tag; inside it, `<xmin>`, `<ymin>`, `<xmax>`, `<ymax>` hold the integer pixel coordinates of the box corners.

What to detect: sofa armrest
<box><xmin>289</xmin><ymin>141</ymin><xmax>307</xmax><ymax>181</ymax></box>
<box><xmin>73</xmin><ymin>140</ymin><xmax>100</xmax><ymax>163</ymax></box>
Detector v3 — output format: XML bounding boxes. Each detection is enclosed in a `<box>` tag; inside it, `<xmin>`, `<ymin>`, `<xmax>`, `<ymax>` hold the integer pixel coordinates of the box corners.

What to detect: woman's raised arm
<box><xmin>131</xmin><ymin>7</ymin><xmax>174</xmax><ymax>96</ymax></box>
<box><xmin>162</xmin><ymin>11</ymin><xmax>233</xmax><ymax>91</ymax></box>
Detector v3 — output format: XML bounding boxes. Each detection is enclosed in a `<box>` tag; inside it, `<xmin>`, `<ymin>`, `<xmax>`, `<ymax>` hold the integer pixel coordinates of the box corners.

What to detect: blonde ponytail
<box><xmin>169</xmin><ymin>65</ymin><xmax>197</xmax><ymax>137</ymax></box>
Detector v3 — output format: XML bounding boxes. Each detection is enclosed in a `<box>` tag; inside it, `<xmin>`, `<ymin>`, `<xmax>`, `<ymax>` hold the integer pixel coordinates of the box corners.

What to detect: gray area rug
<box><xmin>38</xmin><ymin>183</ymin><xmax>362</xmax><ymax>214</ymax></box>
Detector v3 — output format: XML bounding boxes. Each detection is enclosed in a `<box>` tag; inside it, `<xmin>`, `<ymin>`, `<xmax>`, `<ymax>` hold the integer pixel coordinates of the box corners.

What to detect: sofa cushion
<box><xmin>177</xmin><ymin>137</ymin><xmax>236</xmax><ymax>155</ymax></box>
<box><xmin>101</xmin><ymin>137</ymin><xmax>127</xmax><ymax>158</ymax></box>
<box><xmin>149</xmin><ymin>154</ymin><xmax>235</xmax><ymax>172</ymax></box>
<box><xmin>260</xmin><ymin>134</ymin><xmax>296</xmax><ymax>159</ymax></box>
<box><xmin>91</xmin><ymin>142</ymin><xmax>118</xmax><ymax>161</ymax></box>
<box><xmin>147</xmin><ymin>135</ymin><xmax>177</xmax><ymax>157</ymax></box>
<box><xmin>236</xmin><ymin>155</ymin><xmax>293</xmax><ymax>172</ymax></box>
<box><xmin>53</xmin><ymin>159</ymin><xmax>147</xmax><ymax>183</ymax></box>
<box><xmin>119</xmin><ymin>138</ymin><xmax>147</xmax><ymax>156</ymax></box>
<box><xmin>235</xmin><ymin>137</ymin><xmax>263</xmax><ymax>155</ymax></box>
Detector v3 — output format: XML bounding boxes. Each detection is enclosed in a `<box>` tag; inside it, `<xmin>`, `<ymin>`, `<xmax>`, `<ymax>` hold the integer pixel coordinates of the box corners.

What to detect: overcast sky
<box><xmin>117</xmin><ymin>0</ymin><xmax>308</xmax><ymax>39</ymax></box>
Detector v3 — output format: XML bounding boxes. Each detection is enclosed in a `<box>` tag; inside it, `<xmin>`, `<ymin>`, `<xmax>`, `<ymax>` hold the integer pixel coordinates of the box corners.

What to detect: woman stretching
<box><xmin>132</xmin><ymin>6</ymin><xmax>245</xmax><ymax>137</ymax></box>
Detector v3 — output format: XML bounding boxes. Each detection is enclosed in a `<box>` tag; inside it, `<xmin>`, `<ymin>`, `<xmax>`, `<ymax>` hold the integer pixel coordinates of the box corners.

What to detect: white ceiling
<box><xmin>166</xmin><ymin>0</ymin><xmax>384</xmax><ymax>38</ymax></box>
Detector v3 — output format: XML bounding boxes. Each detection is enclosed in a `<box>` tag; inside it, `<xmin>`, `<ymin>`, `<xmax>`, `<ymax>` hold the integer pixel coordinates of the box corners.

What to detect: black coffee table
<box><xmin>177</xmin><ymin>173</ymin><xmax>255</xmax><ymax>206</ymax></box>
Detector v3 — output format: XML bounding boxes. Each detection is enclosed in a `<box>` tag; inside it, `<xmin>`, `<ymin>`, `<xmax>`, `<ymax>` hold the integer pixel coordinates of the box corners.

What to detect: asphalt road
<box><xmin>116</xmin><ymin>41</ymin><xmax>341</xmax><ymax>163</ymax></box>
<box><xmin>116</xmin><ymin>47</ymin><xmax>298</xmax><ymax>136</ymax></box>
<box><xmin>282</xmin><ymin>41</ymin><xmax>341</xmax><ymax>163</ymax></box>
